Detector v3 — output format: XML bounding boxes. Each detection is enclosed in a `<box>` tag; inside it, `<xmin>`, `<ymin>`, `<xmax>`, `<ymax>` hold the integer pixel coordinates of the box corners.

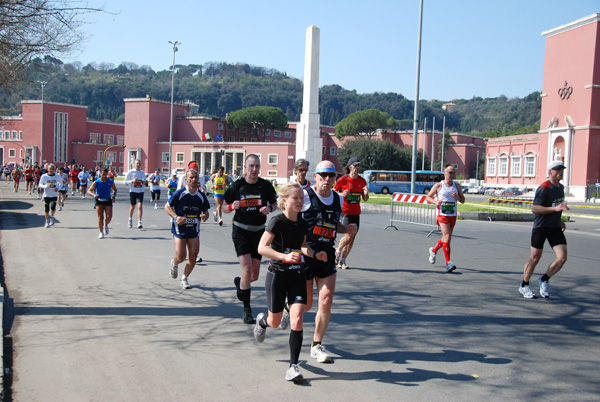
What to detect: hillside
<box><xmin>0</xmin><ymin>57</ymin><xmax>541</xmax><ymax>136</ymax></box>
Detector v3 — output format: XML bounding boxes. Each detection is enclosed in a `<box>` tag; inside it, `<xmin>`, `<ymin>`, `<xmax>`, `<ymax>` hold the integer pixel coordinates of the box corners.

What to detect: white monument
<box><xmin>295</xmin><ymin>25</ymin><xmax>323</xmax><ymax>174</ymax></box>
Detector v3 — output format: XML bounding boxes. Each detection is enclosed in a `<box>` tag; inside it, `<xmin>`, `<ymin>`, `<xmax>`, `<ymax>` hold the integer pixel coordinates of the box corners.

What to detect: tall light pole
<box><xmin>410</xmin><ymin>0</ymin><xmax>424</xmax><ymax>194</ymax></box>
<box><xmin>168</xmin><ymin>40</ymin><xmax>180</xmax><ymax>174</ymax></box>
<box><xmin>422</xmin><ymin>117</ymin><xmax>427</xmax><ymax>171</ymax></box>
<box><xmin>431</xmin><ymin>116</ymin><xmax>436</xmax><ymax>170</ymax></box>
<box><xmin>475</xmin><ymin>150</ymin><xmax>480</xmax><ymax>182</ymax></box>
<box><xmin>441</xmin><ymin>115</ymin><xmax>446</xmax><ymax>169</ymax></box>
<box><xmin>37</xmin><ymin>81</ymin><xmax>47</xmax><ymax>164</ymax></box>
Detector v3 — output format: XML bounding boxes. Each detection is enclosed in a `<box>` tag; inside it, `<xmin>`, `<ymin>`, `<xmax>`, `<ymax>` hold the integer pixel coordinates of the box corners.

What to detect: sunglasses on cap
<box><xmin>317</xmin><ymin>172</ymin><xmax>336</xmax><ymax>178</ymax></box>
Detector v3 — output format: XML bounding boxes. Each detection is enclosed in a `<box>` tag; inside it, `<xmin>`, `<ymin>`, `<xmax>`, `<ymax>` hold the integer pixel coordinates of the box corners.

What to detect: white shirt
<box><xmin>148</xmin><ymin>173</ymin><xmax>163</xmax><ymax>191</ymax></box>
<box><xmin>39</xmin><ymin>173</ymin><xmax>60</xmax><ymax>198</ymax></box>
<box><xmin>302</xmin><ymin>186</ymin><xmax>343</xmax><ymax>212</ymax></box>
<box><xmin>124</xmin><ymin>169</ymin><xmax>146</xmax><ymax>193</ymax></box>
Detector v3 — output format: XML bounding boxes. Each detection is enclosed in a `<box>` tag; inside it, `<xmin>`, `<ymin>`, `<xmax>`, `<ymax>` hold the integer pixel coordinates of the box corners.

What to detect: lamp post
<box><xmin>37</xmin><ymin>81</ymin><xmax>47</xmax><ymax>164</ymax></box>
<box><xmin>168</xmin><ymin>40</ymin><xmax>180</xmax><ymax>174</ymax></box>
<box><xmin>476</xmin><ymin>150</ymin><xmax>480</xmax><ymax>182</ymax></box>
<box><xmin>410</xmin><ymin>0</ymin><xmax>424</xmax><ymax>194</ymax></box>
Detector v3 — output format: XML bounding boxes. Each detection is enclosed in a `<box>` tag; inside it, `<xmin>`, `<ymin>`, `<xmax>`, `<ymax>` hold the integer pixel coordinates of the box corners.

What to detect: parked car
<box><xmin>467</xmin><ymin>186</ymin><xmax>482</xmax><ymax>194</ymax></box>
<box><xmin>504</xmin><ymin>187</ymin><xmax>523</xmax><ymax>196</ymax></box>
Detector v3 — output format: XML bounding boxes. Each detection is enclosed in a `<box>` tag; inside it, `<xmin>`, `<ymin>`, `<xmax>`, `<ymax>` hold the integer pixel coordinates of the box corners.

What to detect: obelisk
<box><xmin>295</xmin><ymin>25</ymin><xmax>322</xmax><ymax>173</ymax></box>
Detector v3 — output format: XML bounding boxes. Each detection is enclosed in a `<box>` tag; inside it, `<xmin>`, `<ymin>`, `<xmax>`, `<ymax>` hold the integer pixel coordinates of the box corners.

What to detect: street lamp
<box><xmin>37</xmin><ymin>80</ymin><xmax>47</xmax><ymax>164</ymax></box>
<box><xmin>168</xmin><ymin>40</ymin><xmax>180</xmax><ymax>174</ymax></box>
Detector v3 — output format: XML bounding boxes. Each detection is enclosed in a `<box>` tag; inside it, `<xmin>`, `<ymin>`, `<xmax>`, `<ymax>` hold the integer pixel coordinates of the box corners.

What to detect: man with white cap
<box><xmin>518</xmin><ymin>160</ymin><xmax>569</xmax><ymax>299</ymax></box>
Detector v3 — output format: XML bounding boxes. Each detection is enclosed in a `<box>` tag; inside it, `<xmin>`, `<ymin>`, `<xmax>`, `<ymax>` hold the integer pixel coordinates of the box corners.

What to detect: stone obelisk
<box><xmin>295</xmin><ymin>25</ymin><xmax>322</xmax><ymax>173</ymax></box>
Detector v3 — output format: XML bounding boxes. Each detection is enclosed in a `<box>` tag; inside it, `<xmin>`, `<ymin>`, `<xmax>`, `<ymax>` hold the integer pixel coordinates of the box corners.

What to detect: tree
<box><xmin>0</xmin><ymin>0</ymin><xmax>105</xmax><ymax>94</ymax></box>
<box><xmin>337</xmin><ymin>138</ymin><xmax>428</xmax><ymax>172</ymax></box>
<box><xmin>226</xmin><ymin>106</ymin><xmax>288</xmax><ymax>141</ymax></box>
<box><xmin>335</xmin><ymin>109</ymin><xmax>398</xmax><ymax>140</ymax></box>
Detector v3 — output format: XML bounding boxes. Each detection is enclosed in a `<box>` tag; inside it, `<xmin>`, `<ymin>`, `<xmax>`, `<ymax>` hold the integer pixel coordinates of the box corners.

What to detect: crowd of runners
<box><xmin>2</xmin><ymin>155</ymin><xmax>570</xmax><ymax>383</ymax></box>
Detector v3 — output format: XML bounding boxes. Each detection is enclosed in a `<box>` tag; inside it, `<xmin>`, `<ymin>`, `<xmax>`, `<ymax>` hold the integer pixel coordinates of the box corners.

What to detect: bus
<box><xmin>364</xmin><ymin>170</ymin><xmax>444</xmax><ymax>195</ymax></box>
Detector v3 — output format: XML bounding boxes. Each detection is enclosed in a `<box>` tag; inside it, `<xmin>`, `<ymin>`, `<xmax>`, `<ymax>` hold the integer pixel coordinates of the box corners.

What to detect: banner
<box><xmin>203</xmin><ymin>133</ymin><xmax>212</xmax><ymax>141</ymax></box>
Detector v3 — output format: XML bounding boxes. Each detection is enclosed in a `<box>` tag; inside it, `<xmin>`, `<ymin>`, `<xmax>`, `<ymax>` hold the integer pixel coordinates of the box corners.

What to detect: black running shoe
<box><xmin>243</xmin><ymin>308</ymin><xmax>255</xmax><ymax>324</ymax></box>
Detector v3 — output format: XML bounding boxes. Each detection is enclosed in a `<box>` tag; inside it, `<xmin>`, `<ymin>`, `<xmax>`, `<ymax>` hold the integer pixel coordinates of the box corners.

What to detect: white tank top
<box><xmin>436</xmin><ymin>180</ymin><xmax>458</xmax><ymax>217</ymax></box>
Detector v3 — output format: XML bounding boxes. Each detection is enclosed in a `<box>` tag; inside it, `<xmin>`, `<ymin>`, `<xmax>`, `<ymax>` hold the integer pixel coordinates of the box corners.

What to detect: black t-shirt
<box><xmin>224</xmin><ymin>177</ymin><xmax>277</xmax><ymax>226</ymax></box>
<box><xmin>533</xmin><ymin>180</ymin><xmax>565</xmax><ymax>228</ymax></box>
<box><xmin>266</xmin><ymin>214</ymin><xmax>308</xmax><ymax>271</ymax></box>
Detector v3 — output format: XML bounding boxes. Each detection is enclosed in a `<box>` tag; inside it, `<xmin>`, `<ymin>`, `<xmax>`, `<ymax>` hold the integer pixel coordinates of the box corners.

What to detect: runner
<box><xmin>167</xmin><ymin>170</ymin><xmax>179</xmax><ymax>202</ymax></box>
<box><xmin>301</xmin><ymin>160</ymin><xmax>357</xmax><ymax>363</ymax></box>
<box><xmin>124</xmin><ymin>159</ymin><xmax>146</xmax><ymax>229</ymax></box>
<box><xmin>253</xmin><ymin>182</ymin><xmax>326</xmax><ymax>382</ymax></box>
<box><xmin>165</xmin><ymin>169</ymin><xmax>210</xmax><ymax>289</ymax></box>
<box><xmin>24</xmin><ymin>165</ymin><xmax>35</xmax><ymax>195</ymax></box>
<box><xmin>518</xmin><ymin>160</ymin><xmax>569</xmax><ymax>299</ymax></box>
<box><xmin>293</xmin><ymin>159</ymin><xmax>311</xmax><ymax>190</ymax></box>
<box><xmin>38</xmin><ymin>163</ymin><xmax>60</xmax><ymax>228</ymax></box>
<box><xmin>78</xmin><ymin>167</ymin><xmax>91</xmax><ymax>199</ymax></box>
<box><xmin>36</xmin><ymin>164</ymin><xmax>47</xmax><ymax>199</ymax></box>
<box><xmin>210</xmin><ymin>166</ymin><xmax>230</xmax><ymax>226</ymax></box>
<box><xmin>333</xmin><ymin>157</ymin><xmax>369</xmax><ymax>270</ymax></box>
<box><xmin>426</xmin><ymin>164</ymin><xmax>466</xmax><ymax>273</ymax></box>
<box><xmin>56</xmin><ymin>166</ymin><xmax>69</xmax><ymax>211</ymax></box>
<box><xmin>148</xmin><ymin>168</ymin><xmax>165</xmax><ymax>210</ymax></box>
<box><xmin>223</xmin><ymin>154</ymin><xmax>278</xmax><ymax>324</ymax></box>
<box><xmin>87</xmin><ymin>168</ymin><xmax>117</xmax><ymax>239</ymax></box>
<box><xmin>3</xmin><ymin>165</ymin><xmax>11</xmax><ymax>184</ymax></box>
<box><xmin>69</xmin><ymin>164</ymin><xmax>79</xmax><ymax>195</ymax></box>
<box><xmin>11</xmin><ymin>166</ymin><xmax>21</xmax><ymax>192</ymax></box>
<box><xmin>177</xmin><ymin>161</ymin><xmax>206</xmax><ymax>263</ymax></box>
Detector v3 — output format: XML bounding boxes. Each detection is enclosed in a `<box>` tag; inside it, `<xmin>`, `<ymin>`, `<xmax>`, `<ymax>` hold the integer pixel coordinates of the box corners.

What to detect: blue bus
<box><xmin>364</xmin><ymin>170</ymin><xmax>444</xmax><ymax>195</ymax></box>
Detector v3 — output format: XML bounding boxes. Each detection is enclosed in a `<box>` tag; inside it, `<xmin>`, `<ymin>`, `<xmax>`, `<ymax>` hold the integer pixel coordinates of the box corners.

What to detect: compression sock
<box><xmin>290</xmin><ymin>330</ymin><xmax>303</xmax><ymax>365</ymax></box>
<box><xmin>442</xmin><ymin>242</ymin><xmax>451</xmax><ymax>264</ymax></box>
<box><xmin>240</xmin><ymin>288</ymin><xmax>251</xmax><ymax>309</ymax></box>
<box><xmin>432</xmin><ymin>239</ymin><xmax>443</xmax><ymax>253</ymax></box>
<box><xmin>521</xmin><ymin>281</ymin><xmax>530</xmax><ymax>287</ymax></box>
<box><xmin>541</xmin><ymin>273</ymin><xmax>550</xmax><ymax>282</ymax></box>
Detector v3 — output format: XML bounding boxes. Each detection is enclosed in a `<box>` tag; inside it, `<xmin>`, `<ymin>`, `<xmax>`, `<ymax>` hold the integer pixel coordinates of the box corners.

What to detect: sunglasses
<box><xmin>446</xmin><ymin>171</ymin><xmax>456</xmax><ymax>175</ymax></box>
<box><xmin>296</xmin><ymin>168</ymin><xmax>308</xmax><ymax>172</ymax></box>
<box><xmin>317</xmin><ymin>172</ymin><xmax>336</xmax><ymax>178</ymax></box>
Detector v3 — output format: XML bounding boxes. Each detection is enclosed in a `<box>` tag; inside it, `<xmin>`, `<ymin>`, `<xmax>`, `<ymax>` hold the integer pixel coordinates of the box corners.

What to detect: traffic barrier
<box><xmin>486</xmin><ymin>196</ymin><xmax>533</xmax><ymax>211</ymax></box>
<box><xmin>384</xmin><ymin>193</ymin><xmax>439</xmax><ymax>236</ymax></box>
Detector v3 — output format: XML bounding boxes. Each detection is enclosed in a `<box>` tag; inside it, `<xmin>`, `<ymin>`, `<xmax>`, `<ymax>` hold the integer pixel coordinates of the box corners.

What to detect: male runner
<box><xmin>88</xmin><ymin>168</ymin><xmax>117</xmax><ymax>239</ymax></box>
<box><xmin>148</xmin><ymin>168</ymin><xmax>165</xmax><ymax>210</ymax></box>
<box><xmin>56</xmin><ymin>167</ymin><xmax>69</xmax><ymax>211</ymax></box>
<box><xmin>69</xmin><ymin>164</ymin><xmax>79</xmax><ymax>195</ymax></box>
<box><xmin>24</xmin><ymin>165</ymin><xmax>35</xmax><ymax>195</ymax></box>
<box><xmin>210</xmin><ymin>166</ymin><xmax>230</xmax><ymax>226</ymax></box>
<box><xmin>334</xmin><ymin>157</ymin><xmax>369</xmax><ymax>270</ymax></box>
<box><xmin>124</xmin><ymin>159</ymin><xmax>146</xmax><ymax>229</ymax></box>
<box><xmin>167</xmin><ymin>170</ymin><xmax>179</xmax><ymax>202</ymax></box>
<box><xmin>38</xmin><ymin>164</ymin><xmax>60</xmax><ymax>228</ymax></box>
<box><xmin>518</xmin><ymin>160</ymin><xmax>569</xmax><ymax>299</ymax></box>
<box><xmin>78</xmin><ymin>167</ymin><xmax>91</xmax><ymax>199</ymax></box>
<box><xmin>302</xmin><ymin>160</ymin><xmax>357</xmax><ymax>363</ymax></box>
<box><xmin>165</xmin><ymin>169</ymin><xmax>210</xmax><ymax>289</ymax></box>
<box><xmin>177</xmin><ymin>161</ymin><xmax>206</xmax><ymax>263</ymax></box>
<box><xmin>294</xmin><ymin>159</ymin><xmax>311</xmax><ymax>190</ymax></box>
<box><xmin>426</xmin><ymin>164</ymin><xmax>465</xmax><ymax>273</ymax></box>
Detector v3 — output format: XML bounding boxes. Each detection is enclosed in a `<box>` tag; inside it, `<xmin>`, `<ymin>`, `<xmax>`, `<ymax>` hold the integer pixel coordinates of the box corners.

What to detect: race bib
<box><xmin>440</xmin><ymin>201</ymin><xmax>456</xmax><ymax>214</ymax></box>
<box><xmin>347</xmin><ymin>192</ymin><xmax>361</xmax><ymax>204</ymax></box>
<box><xmin>185</xmin><ymin>215</ymin><xmax>198</xmax><ymax>227</ymax></box>
<box><xmin>240</xmin><ymin>196</ymin><xmax>262</xmax><ymax>209</ymax></box>
<box><xmin>313</xmin><ymin>223</ymin><xmax>336</xmax><ymax>239</ymax></box>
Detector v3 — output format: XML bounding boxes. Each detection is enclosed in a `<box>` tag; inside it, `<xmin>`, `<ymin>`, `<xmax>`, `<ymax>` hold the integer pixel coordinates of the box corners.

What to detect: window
<box><xmin>104</xmin><ymin>134</ymin><xmax>114</xmax><ymax>145</ymax></box>
<box><xmin>228</xmin><ymin>125</ymin><xmax>235</xmax><ymax>132</ymax></box>
<box><xmin>227</xmin><ymin>136</ymin><xmax>235</xmax><ymax>142</ymax></box>
<box><xmin>330</xmin><ymin>146</ymin><xmax>337</xmax><ymax>156</ymax></box>
<box><xmin>90</xmin><ymin>133</ymin><xmax>101</xmax><ymax>144</ymax></box>
<box><xmin>117</xmin><ymin>135</ymin><xmax>124</xmax><ymax>145</ymax></box>
<box><xmin>119</xmin><ymin>152</ymin><xmax>124</xmax><ymax>163</ymax></box>
<box><xmin>239</xmin><ymin>127</ymin><xmax>248</xmax><ymax>133</ymax></box>
<box><xmin>267</xmin><ymin>170</ymin><xmax>277</xmax><ymax>177</ymax></box>
<box><xmin>274</xmin><ymin>130</ymin><xmax>281</xmax><ymax>137</ymax></box>
<box><xmin>54</xmin><ymin>112</ymin><xmax>68</xmax><ymax>163</ymax></box>
<box><xmin>107</xmin><ymin>151</ymin><xmax>117</xmax><ymax>163</ymax></box>
<box><xmin>162</xmin><ymin>168</ymin><xmax>169</xmax><ymax>174</ymax></box>
<box><xmin>176</xmin><ymin>153</ymin><xmax>184</xmax><ymax>162</ymax></box>
<box><xmin>3</xmin><ymin>131</ymin><xmax>8</xmax><ymax>140</ymax></box>
<box><xmin>251</xmin><ymin>138</ymin><xmax>258</xmax><ymax>142</ymax></box>
<box><xmin>525</xmin><ymin>155</ymin><xmax>536</xmax><ymax>176</ymax></box>
<box><xmin>284</xmin><ymin>131</ymin><xmax>292</xmax><ymax>139</ymax></box>
<box><xmin>218</xmin><ymin>123</ymin><xmax>224</xmax><ymax>130</ymax></box>
<box><xmin>239</xmin><ymin>137</ymin><xmax>247</xmax><ymax>142</ymax></box>
<box><xmin>19</xmin><ymin>149</ymin><xmax>23</xmax><ymax>158</ymax></box>
<box><xmin>162</xmin><ymin>152</ymin><xmax>170</xmax><ymax>163</ymax></box>
<box><xmin>498</xmin><ymin>156</ymin><xmax>508</xmax><ymax>176</ymax></box>
<box><xmin>9</xmin><ymin>149</ymin><xmax>16</xmax><ymax>158</ymax></box>
<box><xmin>11</xmin><ymin>130</ymin><xmax>17</xmax><ymax>140</ymax></box>
<box><xmin>268</xmin><ymin>154</ymin><xmax>278</xmax><ymax>164</ymax></box>
<box><xmin>96</xmin><ymin>150</ymin><xmax>103</xmax><ymax>162</ymax></box>
<box><xmin>487</xmin><ymin>158</ymin><xmax>496</xmax><ymax>176</ymax></box>
<box><xmin>511</xmin><ymin>156</ymin><xmax>521</xmax><ymax>177</ymax></box>
<box><xmin>19</xmin><ymin>131</ymin><xmax>22</xmax><ymax>140</ymax></box>
<box><xmin>322</xmin><ymin>146</ymin><xmax>326</xmax><ymax>155</ymax></box>
<box><xmin>265</xmin><ymin>129</ymin><xmax>271</xmax><ymax>137</ymax></box>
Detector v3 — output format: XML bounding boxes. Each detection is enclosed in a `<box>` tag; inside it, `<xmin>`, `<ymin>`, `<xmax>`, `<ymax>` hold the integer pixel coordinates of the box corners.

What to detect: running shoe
<box><xmin>71</xmin><ymin>191</ymin><xmax>74</xmax><ymax>195</ymax></box>
<box><xmin>154</xmin><ymin>204</ymin><xmax>158</xmax><ymax>210</ymax></box>
<box><xmin>285</xmin><ymin>364</ymin><xmax>303</xmax><ymax>382</ymax></box>
<box><xmin>537</xmin><ymin>277</ymin><xmax>550</xmax><ymax>298</ymax></box>
<box><xmin>218</xmin><ymin>219</ymin><xmax>223</xmax><ymax>227</ymax></box>
<box><xmin>98</xmin><ymin>232</ymin><xmax>104</xmax><ymax>239</ymax></box>
<box><xmin>213</xmin><ymin>211</ymin><xmax>218</xmax><ymax>222</ymax></box>
<box><xmin>58</xmin><ymin>205</ymin><xmax>62</xmax><ymax>211</ymax></box>
<box><xmin>49</xmin><ymin>216</ymin><xmax>55</xmax><ymax>226</ymax></box>
<box><xmin>137</xmin><ymin>221</ymin><xmax>143</xmax><ymax>229</ymax></box>
<box><xmin>104</xmin><ymin>225</ymin><xmax>109</xmax><ymax>235</ymax></box>
<box><xmin>128</xmin><ymin>219</ymin><xmax>133</xmax><ymax>229</ymax></box>
<box><xmin>81</xmin><ymin>195</ymin><xmax>85</xmax><ymax>199</ymax></box>
<box><xmin>334</xmin><ymin>249</ymin><xmax>341</xmax><ymax>266</ymax></box>
<box><xmin>428</xmin><ymin>247</ymin><xmax>436</xmax><ymax>264</ymax></box>
<box><xmin>341</xmin><ymin>263</ymin><xmax>349</xmax><ymax>270</ymax></box>
<box><xmin>280</xmin><ymin>305</ymin><xmax>290</xmax><ymax>330</ymax></box>
<box><xmin>519</xmin><ymin>285</ymin><xmax>536</xmax><ymax>299</ymax></box>
<box><xmin>234</xmin><ymin>277</ymin><xmax>242</xmax><ymax>301</ymax></box>
<box><xmin>446</xmin><ymin>262</ymin><xmax>456</xmax><ymax>273</ymax></box>
<box><xmin>311</xmin><ymin>344</ymin><xmax>332</xmax><ymax>363</ymax></box>
<box><xmin>243</xmin><ymin>308</ymin><xmax>256</xmax><ymax>324</ymax></box>
<box><xmin>44</xmin><ymin>220</ymin><xmax>49</xmax><ymax>228</ymax></box>
<box><xmin>180</xmin><ymin>278</ymin><xmax>191</xmax><ymax>289</ymax></box>
<box><xmin>61</xmin><ymin>201</ymin><xmax>64</xmax><ymax>207</ymax></box>
<box><xmin>254</xmin><ymin>313</ymin><xmax>266</xmax><ymax>342</ymax></box>
<box><xmin>196</xmin><ymin>256</ymin><xmax>203</xmax><ymax>263</ymax></box>
<box><xmin>170</xmin><ymin>260</ymin><xmax>178</xmax><ymax>279</ymax></box>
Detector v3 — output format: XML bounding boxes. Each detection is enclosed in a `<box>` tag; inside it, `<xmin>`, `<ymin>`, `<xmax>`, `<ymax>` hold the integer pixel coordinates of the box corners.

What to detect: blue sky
<box><xmin>72</xmin><ymin>0</ymin><xmax>598</xmax><ymax>101</ymax></box>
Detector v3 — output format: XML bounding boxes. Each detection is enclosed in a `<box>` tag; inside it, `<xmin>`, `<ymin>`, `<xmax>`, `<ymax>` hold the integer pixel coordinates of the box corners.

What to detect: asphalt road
<box><xmin>1</xmin><ymin>184</ymin><xmax>599</xmax><ymax>402</ymax></box>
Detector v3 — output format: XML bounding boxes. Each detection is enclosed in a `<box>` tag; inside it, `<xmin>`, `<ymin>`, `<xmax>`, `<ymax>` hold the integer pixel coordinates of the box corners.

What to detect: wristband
<box><xmin>228</xmin><ymin>203</ymin><xmax>234</xmax><ymax>212</ymax></box>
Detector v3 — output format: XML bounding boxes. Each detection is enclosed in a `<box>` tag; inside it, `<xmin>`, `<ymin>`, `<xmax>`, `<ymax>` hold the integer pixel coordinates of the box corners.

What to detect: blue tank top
<box><xmin>95</xmin><ymin>178</ymin><xmax>113</xmax><ymax>200</ymax></box>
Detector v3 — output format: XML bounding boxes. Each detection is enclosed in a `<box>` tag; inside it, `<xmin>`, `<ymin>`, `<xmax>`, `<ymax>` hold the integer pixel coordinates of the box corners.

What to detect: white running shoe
<box><xmin>137</xmin><ymin>221</ymin><xmax>143</xmax><ymax>229</ymax></box>
<box><xmin>280</xmin><ymin>306</ymin><xmax>290</xmax><ymax>330</ymax></box>
<box><xmin>213</xmin><ymin>211</ymin><xmax>218</xmax><ymax>222</ymax></box>
<box><xmin>104</xmin><ymin>225</ymin><xmax>109</xmax><ymax>235</ymax></box>
<box><xmin>428</xmin><ymin>247</ymin><xmax>436</xmax><ymax>264</ymax></box>
<box><xmin>58</xmin><ymin>205</ymin><xmax>62</xmax><ymax>211</ymax></box>
<box><xmin>180</xmin><ymin>278</ymin><xmax>191</xmax><ymax>289</ymax></box>
<box><xmin>170</xmin><ymin>260</ymin><xmax>178</xmax><ymax>279</ymax></box>
<box><xmin>128</xmin><ymin>219</ymin><xmax>133</xmax><ymax>228</ymax></box>
<box><xmin>44</xmin><ymin>220</ymin><xmax>49</xmax><ymax>228</ymax></box>
<box><xmin>98</xmin><ymin>232</ymin><xmax>104</xmax><ymax>239</ymax></box>
<box><xmin>537</xmin><ymin>277</ymin><xmax>550</xmax><ymax>298</ymax></box>
<box><xmin>154</xmin><ymin>204</ymin><xmax>158</xmax><ymax>210</ymax></box>
<box><xmin>311</xmin><ymin>344</ymin><xmax>332</xmax><ymax>363</ymax></box>
<box><xmin>519</xmin><ymin>285</ymin><xmax>536</xmax><ymax>299</ymax></box>
<box><xmin>334</xmin><ymin>249</ymin><xmax>341</xmax><ymax>266</ymax></box>
<box><xmin>285</xmin><ymin>364</ymin><xmax>303</xmax><ymax>382</ymax></box>
<box><xmin>254</xmin><ymin>313</ymin><xmax>266</xmax><ymax>343</ymax></box>
<box><xmin>446</xmin><ymin>262</ymin><xmax>456</xmax><ymax>273</ymax></box>
<box><xmin>218</xmin><ymin>219</ymin><xmax>223</xmax><ymax>226</ymax></box>
<box><xmin>49</xmin><ymin>216</ymin><xmax>55</xmax><ymax>226</ymax></box>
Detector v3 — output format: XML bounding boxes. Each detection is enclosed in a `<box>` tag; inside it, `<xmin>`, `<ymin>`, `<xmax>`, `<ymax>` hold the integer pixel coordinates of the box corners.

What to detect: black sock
<box><xmin>312</xmin><ymin>341</ymin><xmax>321</xmax><ymax>347</ymax></box>
<box><xmin>259</xmin><ymin>314</ymin><xmax>268</xmax><ymax>329</ymax></box>
<box><xmin>240</xmin><ymin>288</ymin><xmax>251</xmax><ymax>309</ymax></box>
<box><xmin>290</xmin><ymin>330</ymin><xmax>303</xmax><ymax>365</ymax></box>
<box><xmin>521</xmin><ymin>281</ymin><xmax>529</xmax><ymax>287</ymax></box>
<box><xmin>541</xmin><ymin>274</ymin><xmax>550</xmax><ymax>282</ymax></box>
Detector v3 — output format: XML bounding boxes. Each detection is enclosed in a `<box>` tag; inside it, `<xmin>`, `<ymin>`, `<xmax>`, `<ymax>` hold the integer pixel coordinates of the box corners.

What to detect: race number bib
<box><xmin>185</xmin><ymin>215</ymin><xmax>199</xmax><ymax>227</ymax></box>
<box><xmin>347</xmin><ymin>192</ymin><xmax>361</xmax><ymax>204</ymax></box>
<box><xmin>239</xmin><ymin>195</ymin><xmax>262</xmax><ymax>211</ymax></box>
<box><xmin>313</xmin><ymin>223</ymin><xmax>336</xmax><ymax>239</ymax></box>
<box><xmin>440</xmin><ymin>201</ymin><xmax>456</xmax><ymax>214</ymax></box>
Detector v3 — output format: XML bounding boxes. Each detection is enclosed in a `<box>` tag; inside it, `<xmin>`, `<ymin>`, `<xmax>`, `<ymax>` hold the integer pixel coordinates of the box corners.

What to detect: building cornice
<box><xmin>542</xmin><ymin>13</ymin><xmax>600</xmax><ymax>38</ymax></box>
<box><xmin>87</xmin><ymin>120</ymin><xmax>124</xmax><ymax>127</ymax></box>
<box><xmin>21</xmin><ymin>100</ymin><xmax>88</xmax><ymax>109</ymax></box>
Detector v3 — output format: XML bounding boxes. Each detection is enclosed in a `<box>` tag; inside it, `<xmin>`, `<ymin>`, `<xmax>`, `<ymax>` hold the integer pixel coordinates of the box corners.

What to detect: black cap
<box><xmin>347</xmin><ymin>157</ymin><xmax>361</xmax><ymax>166</ymax></box>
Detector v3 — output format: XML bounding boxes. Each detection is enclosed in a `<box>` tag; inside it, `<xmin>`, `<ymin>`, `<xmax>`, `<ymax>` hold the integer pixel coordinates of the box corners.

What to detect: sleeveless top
<box><xmin>302</xmin><ymin>187</ymin><xmax>342</xmax><ymax>251</ymax></box>
<box><xmin>436</xmin><ymin>180</ymin><xmax>458</xmax><ymax>217</ymax></box>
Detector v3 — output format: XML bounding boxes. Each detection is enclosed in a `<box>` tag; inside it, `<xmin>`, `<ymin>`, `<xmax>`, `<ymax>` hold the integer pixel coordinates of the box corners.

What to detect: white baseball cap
<box><xmin>547</xmin><ymin>160</ymin><xmax>566</xmax><ymax>170</ymax></box>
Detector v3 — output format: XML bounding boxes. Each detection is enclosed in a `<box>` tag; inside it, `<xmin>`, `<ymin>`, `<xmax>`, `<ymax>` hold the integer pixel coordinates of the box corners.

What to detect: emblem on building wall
<box><xmin>558</xmin><ymin>81</ymin><xmax>573</xmax><ymax>100</ymax></box>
